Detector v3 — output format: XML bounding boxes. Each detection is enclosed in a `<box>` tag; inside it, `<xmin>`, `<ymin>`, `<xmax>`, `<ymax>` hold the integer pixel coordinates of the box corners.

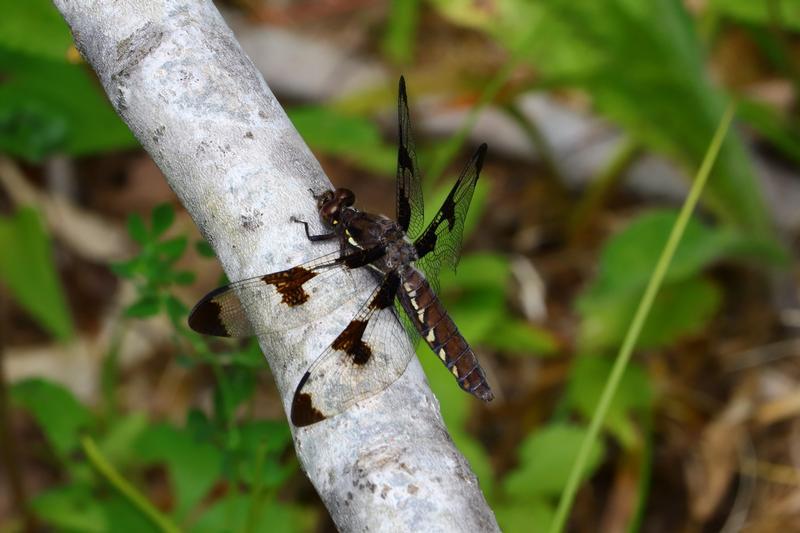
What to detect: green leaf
<box><xmin>150</xmin><ymin>203</ymin><xmax>175</xmax><ymax>238</ymax></box>
<box><xmin>580</xmin><ymin>210</ymin><xmax>784</xmax><ymax>308</ymax></box>
<box><xmin>11</xmin><ymin>378</ymin><xmax>93</xmax><ymax>457</ymax></box>
<box><xmin>0</xmin><ymin>207</ymin><xmax>73</xmax><ymax>340</ymax></box>
<box><xmin>195</xmin><ymin>240</ymin><xmax>216</xmax><ymax>258</ymax></box>
<box><xmin>445</xmin><ymin>286</ymin><xmax>507</xmax><ymax>346</ymax></box>
<box><xmin>109</xmin><ymin>258</ymin><xmax>139</xmax><ymax>279</ymax></box>
<box><xmin>438</xmin><ymin>252</ymin><xmax>510</xmax><ymax>292</ymax></box>
<box><xmin>156</xmin><ymin>236</ymin><xmax>188</xmax><ymax>263</ymax></box>
<box><xmin>126</xmin><ymin>213</ymin><xmax>148</xmax><ymax>246</ymax></box>
<box><xmin>382</xmin><ymin>0</ymin><xmax>420</xmax><ymax>64</ymax></box>
<box><xmin>165</xmin><ymin>295</ymin><xmax>188</xmax><ymax>324</ymax></box>
<box><xmin>125</xmin><ymin>295</ymin><xmax>161</xmax><ymax>318</ymax></box>
<box><xmin>100</xmin><ymin>495</ymin><xmax>156</xmax><ymax>533</ymax></box>
<box><xmin>580</xmin><ymin>276</ymin><xmax>722</xmax><ymax>351</ymax></box>
<box><xmin>0</xmin><ymin>48</ymin><xmax>137</xmax><ymax>160</ymax></box>
<box><xmin>0</xmin><ymin>0</ymin><xmax>74</xmax><ymax>61</ymax></box>
<box><xmin>576</xmin><ymin>210</ymin><xmax>781</xmax><ymax>350</ymax></box>
<box><xmin>172</xmin><ymin>270</ymin><xmax>196</xmax><ymax>285</ymax></box>
<box><xmin>287</xmin><ymin>105</ymin><xmax>396</xmax><ymax>174</ymax></box>
<box><xmin>484</xmin><ymin>319</ymin><xmax>559</xmax><ymax>356</ymax></box>
<box><xmin>137</xmin><ymin>423</ymin><xmax>221</xmax><ymax>518</ymax></box>
<box><xmin>566</xmin><ymin>356</ymin><xmax>653</xmax><ymax>447</ymax></box>
<box><xmin>495</xmin><ymin>500</ymin><xmax>555</xmax><ymax>533</ymax></box>
<box><xmin>503</xmin><ymin>422</ymin><xmax>605</xmax><ymax>499</ymax></box>
<box><xmin>31</xmin><ymin>484</ymin><xmax>107</xmax><ymax>532</ymax></box>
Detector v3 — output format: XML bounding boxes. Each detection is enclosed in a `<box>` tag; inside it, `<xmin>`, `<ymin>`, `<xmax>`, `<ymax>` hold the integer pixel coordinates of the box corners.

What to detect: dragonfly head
<box><xmin>318</xmin><ymin>188</ymin><xmax>355</xmax><ymax>226</ymax></box>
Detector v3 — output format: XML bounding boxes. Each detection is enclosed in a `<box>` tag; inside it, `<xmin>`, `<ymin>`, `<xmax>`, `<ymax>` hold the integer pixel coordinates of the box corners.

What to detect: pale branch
<box><xmin>51</xmin><ymin>1</ymin><xmax>499</xmax><ymax>531</ymax></box>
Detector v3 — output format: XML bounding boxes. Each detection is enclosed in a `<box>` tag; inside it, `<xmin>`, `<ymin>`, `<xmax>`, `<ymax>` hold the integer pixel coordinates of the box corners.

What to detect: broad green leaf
<box><xmin>495</xmin><ymin>499</ymin><xmax>555</xmax><ymax>533</ymax></box>
<box><xmin>581</xmin><ymin>210</ymin><xmax>784</xmax><ymax>308</ymax></box>
<box><xmin>438</xmin><ymin>252</ymin><xmax>510</xmax><ymax>292</ymax></box>
<box><xmin>0</xmin><ymin>207</ymin><xmax>73</xmax><ymax>340</ymax></box>
<box><xmin>503</xmin><ymin>422</ymin><xmax>605</xmax><ymax>499</ymax></box>
<box><xmin>711</xmin><ymin>0</ymin><xmax>800</xmax><ymax>31</ymax></box>
<box><xmin>0</xmin><ymin>0</ymin><xmax>74</xmax><ymax>61</ymax></box>
<box><xmin>0</xmin><ymin>48</ymin><xmax>137</xmax><ymax>160</ymax></box>
<box><xmin>566</xmin><ymin>356</ymin><xmax>653</xmax><ymax>448</ymax></box>
<box><xmin>578</xmin><ymin>210</ymin><xmax>785</xmax><ymax>351</ymax></box>
<box><xmin>11</xmin><ymin>378</ymin><xmax>92</xmax><ymax>457</ymax></box>
<box><xmin>100</xmin><ymin>495</ymin><xmax>157</xmax><ymax>533</ymax></box>
<box><xmin>31</xmin><ymin>484</ymin><xmax>107</xmax><ymax>532</ymax></box>
<box><xmin>581</xmin><ymin>276</ymin><xmax>722</xmax><ymax>351</ymax></box>
<box><xmin>287</xmin><ymin>105</ymin><xmax>396</xmax><ymax>174</ymax></box>
<box><xmin>446</xmin><ymin>286</ymin><xmax>507</xmax><ymax>345</ymax></box>
<box><xmin>484</xmin><ymin>319</ymin><xmax>559</xmax><ymax>356</ymax></box>
<box><xmin>136</xmin><ymin>423</ymin><xmax>221</xmax><ymax>517</ymax></box>
<box><xmin>150</xmin><ymin>203</ymin><xmax>175</xmax><ymax>238</ymax></box>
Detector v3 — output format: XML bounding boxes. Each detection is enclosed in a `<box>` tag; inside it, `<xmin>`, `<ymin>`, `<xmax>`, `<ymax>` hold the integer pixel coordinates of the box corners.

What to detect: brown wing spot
<box><xmin>291</xmin><ymin>372</ymin><xmax>326</xmax><ymax>426</ymax></box>
<box><xmin>188</xmin><ymin>288</ymin><xmax>228</xmax><ymax>336</ymax></box>
<box><xmin>332</xmin><ymin>320</ymin><xmax>372</xmax><ymax>365</ymax></box>
<box><xmin>262</xmin><ymin>267</ymin><xmax>317</xmax><ymax>306</ymax></box>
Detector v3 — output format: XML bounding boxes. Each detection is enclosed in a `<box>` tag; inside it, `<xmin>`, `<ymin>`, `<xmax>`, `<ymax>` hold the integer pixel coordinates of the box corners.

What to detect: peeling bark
<box><xmin>51</xmin><ymin>1</ymin><xmax>499</xmax><ymax>531</ymax></box>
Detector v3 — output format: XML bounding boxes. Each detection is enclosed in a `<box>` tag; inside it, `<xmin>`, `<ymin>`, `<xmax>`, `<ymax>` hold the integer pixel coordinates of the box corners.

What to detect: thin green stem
<box><xmin>548</xmin><ymin>102</ymin><xmax>737</xmax><ymax>533</ymax></box>
<box><xmin>81</xmin><ymin>436</ymin><xmax>181</xmax><ymax>533</ymax></box>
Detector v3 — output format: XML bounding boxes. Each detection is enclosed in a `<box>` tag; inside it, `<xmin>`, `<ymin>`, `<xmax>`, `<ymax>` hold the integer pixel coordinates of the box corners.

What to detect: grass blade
<box><xmin>549</xmin><ymin>102</ymin><xmax>737</xmax><ymax>533</ymax></box>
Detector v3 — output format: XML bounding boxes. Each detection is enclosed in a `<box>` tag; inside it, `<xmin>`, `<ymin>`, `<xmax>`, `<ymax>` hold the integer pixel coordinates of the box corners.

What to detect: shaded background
<box><xmin>1</xmin><ymin>0</ymin><xmax>800</xmax><ymax>531</ymax></box>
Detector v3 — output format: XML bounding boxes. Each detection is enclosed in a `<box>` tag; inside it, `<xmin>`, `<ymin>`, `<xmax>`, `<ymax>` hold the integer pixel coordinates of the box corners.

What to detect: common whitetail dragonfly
<box><xmin>189</xmin><ymin>77</ymin><xmax>493</xmax><ymax>426</ymax></box>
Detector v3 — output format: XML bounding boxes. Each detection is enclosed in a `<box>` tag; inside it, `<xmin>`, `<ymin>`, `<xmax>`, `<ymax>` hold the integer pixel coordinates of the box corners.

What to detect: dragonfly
<box><xmin>189</xmin><ymin>77</ymin><xmax>493</xmax><ymax>426</ymax></box>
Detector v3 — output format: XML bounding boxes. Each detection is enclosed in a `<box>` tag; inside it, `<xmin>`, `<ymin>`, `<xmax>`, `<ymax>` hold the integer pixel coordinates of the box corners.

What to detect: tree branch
<box><xmin>52</xmin><ymin>1</ymin><xmax>499</xmax><ymax>530</ymax></box>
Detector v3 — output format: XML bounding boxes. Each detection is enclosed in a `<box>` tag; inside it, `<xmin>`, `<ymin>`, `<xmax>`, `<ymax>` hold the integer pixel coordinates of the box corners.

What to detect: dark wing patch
<box><xmin>263</xmin><ymin>266</ymin><xmax>317</xmax><ymax>307</ymax></box>
<box><xmin>331</xmin><ymin>320</ymin><xmax>371</xmax><ymax>365</ymax></box>
<box><xmin>290</xmin><ymin>271</ymin><xmax>410</xmax><ymax>427</ymax></box>
<box><xmin>414</xmin><ymin>143</ymin><xmax>487</xmax><ymax>295</ymax></box>
<box><xmin>188</xmin><ymin>247</ymin><xmax>385</xmax><ymax>337</ymax></box>
<box><xmin>396</xmin><ymin>77</ymin><xmax>425</xmax><ymax>239</ymax></box>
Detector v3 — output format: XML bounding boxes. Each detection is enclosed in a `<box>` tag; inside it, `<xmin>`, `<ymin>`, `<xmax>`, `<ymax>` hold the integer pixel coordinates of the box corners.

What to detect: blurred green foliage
<box><xmin>10</xmin><ymin>205</ymin><xmax>307</xmax><ymax>532</ymax></box>
<box><xmin>0</xmin><ymin>0</ymin><xmax>137</xmax><ymax>161</ymax></box>
<box><xmin>0</xmin><ymin>207</ymin><xmax>73</xmax><ymax>340</ymax></box>
<box><xmin>431</xmin><ymin>0</ymin><xmax>775</xmax><ymax>236</ymax></box>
